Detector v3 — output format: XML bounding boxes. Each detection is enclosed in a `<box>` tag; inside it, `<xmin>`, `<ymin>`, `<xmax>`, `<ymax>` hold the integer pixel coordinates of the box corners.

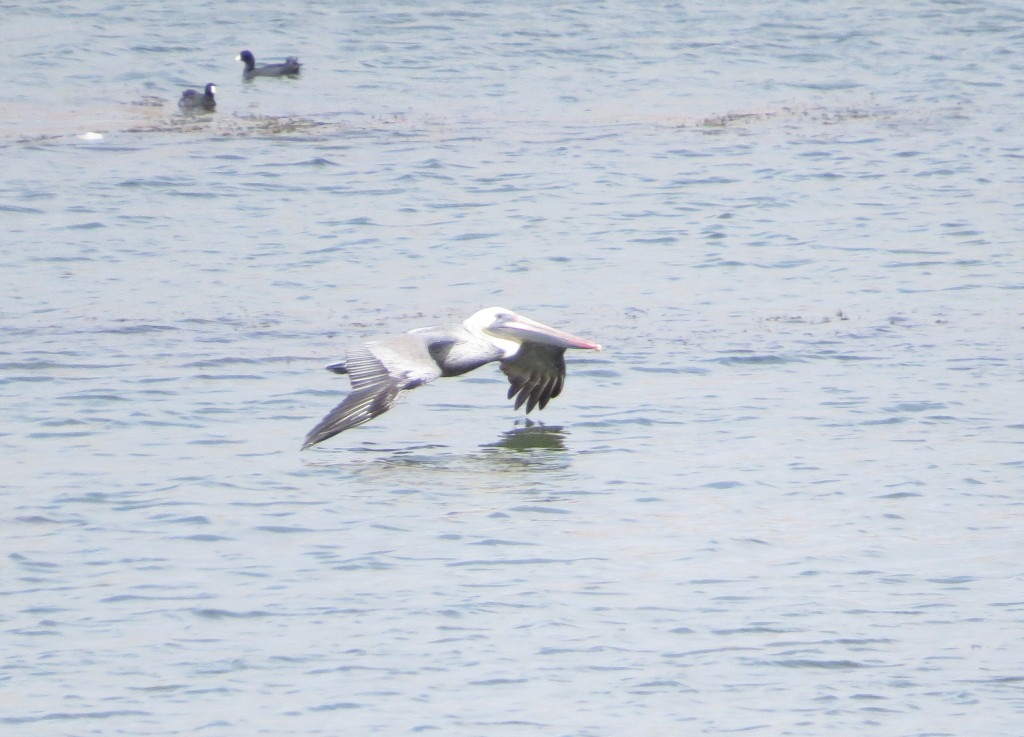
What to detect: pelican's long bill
<box><xmin>485</xmin><ymin>313</ymin><xmax>603</xmax><ymax>351</ymax></box>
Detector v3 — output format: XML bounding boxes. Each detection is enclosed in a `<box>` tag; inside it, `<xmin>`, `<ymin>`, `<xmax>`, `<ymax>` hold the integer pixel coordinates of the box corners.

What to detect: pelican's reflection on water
<box><xmin>481</xmin><ymin>421</ymin><xmax>567</xmax><ymax>452</ymax></box>
<box><xmin>477</xmin><ymin>422</ymin><xmax>571</xmax><ymax>472</ymax></box>
<box><xmin>304</xmin><ymin>423</ymin><xmax>572</xmax><ymax>474</ymax></box>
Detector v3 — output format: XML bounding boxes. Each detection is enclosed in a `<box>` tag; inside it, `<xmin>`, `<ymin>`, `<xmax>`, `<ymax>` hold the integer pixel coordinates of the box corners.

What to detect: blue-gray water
<box><xmin>3</xmin><ymin>1</ymin><xmax>1023</xmax><ymax>735</ymax></box>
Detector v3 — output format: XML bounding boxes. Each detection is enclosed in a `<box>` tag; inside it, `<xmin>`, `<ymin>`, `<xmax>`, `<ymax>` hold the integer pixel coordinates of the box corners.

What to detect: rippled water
<box><xmin>3</xmin><ymin>1</ymin><xmax>1024</xmax><ymax>735</ymax></box>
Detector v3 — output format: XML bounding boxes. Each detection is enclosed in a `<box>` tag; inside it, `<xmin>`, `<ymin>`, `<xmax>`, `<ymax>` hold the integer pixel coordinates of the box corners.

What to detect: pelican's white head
<box><xmin>464</xmin><ymin>307</ymin><xmax>602</xmax><ymax>357</ymax></box>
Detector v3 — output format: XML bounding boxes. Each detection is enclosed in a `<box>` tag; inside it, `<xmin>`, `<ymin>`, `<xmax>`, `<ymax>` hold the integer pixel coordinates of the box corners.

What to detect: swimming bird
<box><xmin>236</xmin><ymin>50</ymin><xmax>301</xmax><ymax>78</ymax></box>
<box><xmin>178</xmin><ymin>83</ymin><xmax>216</xmax><ymax>112</ymax></box>
<box><xmin>302</xmin><ymin>307</ymin><xmax>602</xmax><ymax>448</ymax></box>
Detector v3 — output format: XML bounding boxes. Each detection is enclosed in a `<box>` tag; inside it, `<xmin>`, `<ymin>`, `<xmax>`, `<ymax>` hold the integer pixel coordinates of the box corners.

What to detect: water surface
<box><xmin>2</xmin><ymin>1</ymin><xmax>1023</xmax><ymax>735</ymax></box>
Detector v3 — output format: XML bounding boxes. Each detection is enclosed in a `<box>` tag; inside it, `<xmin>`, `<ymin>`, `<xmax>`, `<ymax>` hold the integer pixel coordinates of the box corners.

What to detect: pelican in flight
<box><xmin>302</xmin><ymin>307</ymin><xmax>602</xmax><ymax>448</ymax></box>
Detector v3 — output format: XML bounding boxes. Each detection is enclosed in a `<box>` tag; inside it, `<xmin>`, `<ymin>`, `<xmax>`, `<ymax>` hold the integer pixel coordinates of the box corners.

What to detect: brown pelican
<box><xmin>302</xmin><ymin>307</ymin><xmax>602</xmax><ymax>449</ymax></box>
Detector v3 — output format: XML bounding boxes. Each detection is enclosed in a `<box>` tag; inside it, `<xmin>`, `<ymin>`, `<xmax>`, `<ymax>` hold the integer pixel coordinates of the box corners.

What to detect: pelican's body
<box><xmin>302</xmin><ymin>307</ymin><xmax>601</xmax><ymax>448</ymax></box>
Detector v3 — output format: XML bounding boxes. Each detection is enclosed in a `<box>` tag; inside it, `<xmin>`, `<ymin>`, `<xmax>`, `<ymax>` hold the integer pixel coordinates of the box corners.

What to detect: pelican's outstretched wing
<box><xmin>302</xmin><ymin>336</ymin><xmax>441</xmax><ymax>448</ymax></box>
<box><xmin>500</xmin><ymin>342</ymin><xmax>567</xmax><ymax>414</ymax></box>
